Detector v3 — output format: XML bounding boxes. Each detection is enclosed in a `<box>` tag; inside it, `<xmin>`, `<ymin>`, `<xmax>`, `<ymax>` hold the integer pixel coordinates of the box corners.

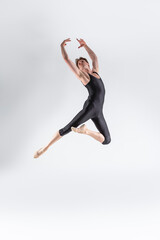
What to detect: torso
<box><xmin>80</xmin><ymin>69</ymin><xmax>105</xmax><ymax>106</ymax></box>
<box><xmin>79</xmin><ymin>70</ymin><xmax>100</xmax><ymax>85</ymax></box>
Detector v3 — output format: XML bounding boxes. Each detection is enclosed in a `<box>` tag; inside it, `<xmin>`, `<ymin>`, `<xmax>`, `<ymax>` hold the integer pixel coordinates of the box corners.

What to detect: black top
<box><xmin>84</xmin><ymin>71</ymin><xmax>106</xmax><ymax>105</ymax></box>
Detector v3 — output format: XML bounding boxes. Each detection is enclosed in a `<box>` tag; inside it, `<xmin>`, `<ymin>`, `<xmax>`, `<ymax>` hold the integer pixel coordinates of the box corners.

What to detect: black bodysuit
<box><xmin>59</xmin><ymin>72</ymin><xmax>111</xmax><ymax>144</ymax></box>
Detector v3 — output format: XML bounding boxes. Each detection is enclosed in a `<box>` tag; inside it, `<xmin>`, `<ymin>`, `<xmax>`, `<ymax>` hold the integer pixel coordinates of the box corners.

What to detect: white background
<box><xmin>0</xmin><ymin>0</ymin><xmax>160</xmax><ymax>239</ymax></box>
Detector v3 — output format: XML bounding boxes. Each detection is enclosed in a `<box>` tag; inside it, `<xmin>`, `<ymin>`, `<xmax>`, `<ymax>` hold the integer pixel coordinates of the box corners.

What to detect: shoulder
<box><xmin>79</xmin><ymin>70</ymin><xmax>90</xmax><ymax>85</ymax></box>
<box><xmin>92</xmin><ymin>68</ymin><xmax>99</xmax><ymax>73</ymax></box>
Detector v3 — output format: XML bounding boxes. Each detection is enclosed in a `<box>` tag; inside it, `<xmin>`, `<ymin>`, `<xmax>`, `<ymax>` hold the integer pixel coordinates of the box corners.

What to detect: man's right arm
<box><xmin>60</xmin><ymin>44</ymin><xmax>82</xmax><ymax>79</ymax></box>
<box><xmin>60</xmin><ymin>44</ymin><xmax>69</xmax><ymax>59</ymax></box>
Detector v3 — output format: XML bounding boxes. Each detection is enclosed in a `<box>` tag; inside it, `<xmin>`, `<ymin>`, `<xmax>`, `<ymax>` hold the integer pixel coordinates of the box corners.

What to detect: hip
<box><xmin>83</xmin><ymin>98</ymin><xmax>104</xmax><ymax>111</ymax></box>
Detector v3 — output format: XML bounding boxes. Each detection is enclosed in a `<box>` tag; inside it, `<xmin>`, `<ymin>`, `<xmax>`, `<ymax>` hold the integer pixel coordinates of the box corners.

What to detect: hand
<box><xmin>76</xmin><ymin>38</ymin><xmax>87</xmax><ymax>48</ymax></box>
<box><xmin>61</xmin><ymin>38</ymin><xmax>71</xmax><ymax>47</ymax></box>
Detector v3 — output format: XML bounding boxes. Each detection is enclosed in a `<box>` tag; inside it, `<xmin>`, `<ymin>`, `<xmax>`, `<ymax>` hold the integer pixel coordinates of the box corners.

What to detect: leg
<box><xmin>85</xmin><ymin>127</ymin><xmax>105</xmax><ymax>143</ymax></box>
<box><xmin>34</xmin><ymin>131</ymin><xmax>62</xmax><ymax>158</ymax></box>
<box><xmin>59</xmin><ymin>103</ymin><xmax>95</xmax><ymax>136</ymax></box>
<box><xmin>34</xmin><ymin>103</ymin><xmax>95</xmax><ymax>158</ymax></box>
<box><xmin>72</xmin><ymin>124</ymin><xmax>105</xmax><ymax>143</ymax></box>
<box><xmin>91</xmin><ymin>112</ymin><xmax>111</xmax><ymax>145</ymax></box>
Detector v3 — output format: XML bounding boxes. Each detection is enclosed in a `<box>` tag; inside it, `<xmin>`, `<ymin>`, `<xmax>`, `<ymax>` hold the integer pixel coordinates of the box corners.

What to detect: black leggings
<box><xmin>59</xmin><ymin>100</ymin><xmax>111</xmax><ymax>145</ymax></box>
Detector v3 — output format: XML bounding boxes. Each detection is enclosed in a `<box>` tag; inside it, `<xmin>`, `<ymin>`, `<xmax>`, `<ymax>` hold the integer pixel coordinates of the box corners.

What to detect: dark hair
<box><xmin>75</xmin><ymin>57</ymin><xmax>89</xmax><ymax>68</ymax></box>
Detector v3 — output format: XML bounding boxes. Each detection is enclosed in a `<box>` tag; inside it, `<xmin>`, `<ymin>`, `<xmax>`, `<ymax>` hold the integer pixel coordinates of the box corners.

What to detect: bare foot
<box><xmin>34</xmin><ymin>147</ymin><xmax>48</xmax><ymax>158</ymax></box>
<box><xmin>71</xmin><ymin>124</ymin><xmax>88</xmax><ymax>134</ymax></box>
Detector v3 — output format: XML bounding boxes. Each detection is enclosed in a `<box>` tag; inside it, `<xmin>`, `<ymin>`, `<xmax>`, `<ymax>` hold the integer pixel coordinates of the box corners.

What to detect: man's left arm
<box><xmin>84</xmin><ymin>45</ymin><xmax>99</xmax><ymax>71</ymax></box>
<box><xmin>84</xmin><ymin>45</ymin><xmax>97</xmax><ymax>60</ymax></box>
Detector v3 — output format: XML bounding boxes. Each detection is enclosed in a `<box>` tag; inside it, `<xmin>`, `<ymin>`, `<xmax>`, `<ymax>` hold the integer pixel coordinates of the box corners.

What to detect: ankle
<box><xmin>85</xmin><ymin>129</ymin><xmax>89</xmax><ymax>135</ymax></box>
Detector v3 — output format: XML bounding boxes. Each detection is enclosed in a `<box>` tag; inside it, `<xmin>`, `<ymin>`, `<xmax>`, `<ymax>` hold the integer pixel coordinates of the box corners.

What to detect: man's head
<box><xmin>75</xmin><ymin>57</ymin><xmax>90</xmax><ymax>71</ymax></box>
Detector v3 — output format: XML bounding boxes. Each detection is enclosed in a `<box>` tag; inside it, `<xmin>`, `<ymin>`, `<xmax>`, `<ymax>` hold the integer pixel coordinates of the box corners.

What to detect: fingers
<box><xmin>61</xmin><ymin>38</ymin><xmax>71</xmax><ymax>47</ymax></box>
<box><xmin>76</xmin><ymin>38</ymin><xmax>84</xmax><ymax>48</ymax></box>
<box><xmin>65</xmin><ymin>38</ymin><xmax>71</xmax><ymax>42</ymax></box>
<box><xmin>64</xmin><ymin>38</ymin><xmax>84</xmax><ymax>43</ymax></box>
<box><xmin>76</xmin><ymin>38</ymin><xmax>83</xmax><ymax>41</ymax></box>
<box><xmin>62</xmin><ymin>38</ymin><xmax>71</xmax><ymax>46</ymax></box>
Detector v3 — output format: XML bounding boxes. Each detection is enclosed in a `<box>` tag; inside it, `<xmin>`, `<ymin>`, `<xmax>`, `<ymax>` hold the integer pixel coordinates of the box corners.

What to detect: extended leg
<box><xmin>34</xmin><ymin>131</ymin><xmax>62</xmax><ymax>158</ymax></box>
<box><xmin>34</xmin><ymin>104</ymin><xmax>95</xmax><ymax>158</ymax></box>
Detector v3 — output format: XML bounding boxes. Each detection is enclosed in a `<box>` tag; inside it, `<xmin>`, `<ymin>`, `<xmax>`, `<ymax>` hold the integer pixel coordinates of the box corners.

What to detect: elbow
<box><xmin>64</xmin><ymin>57</ymin><xmax>69</xmax><ymax>61</ymax></box>
<box><xmin>93</xmin><ymin>55</ymin><xmax>98</xmax><ymax>60</ymax></box>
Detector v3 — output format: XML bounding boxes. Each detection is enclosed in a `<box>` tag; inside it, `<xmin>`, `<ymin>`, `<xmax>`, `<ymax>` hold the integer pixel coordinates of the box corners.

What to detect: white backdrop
<box><xmin>1</xmin><ymin>0</ymin><xmax>160</xmax><ymax>239</ymax></box>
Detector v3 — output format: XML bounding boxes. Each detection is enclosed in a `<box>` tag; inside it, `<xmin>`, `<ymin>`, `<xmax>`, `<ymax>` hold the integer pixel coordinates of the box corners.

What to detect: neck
<box><xmin>81</xmin><ymin>68</ymin><xmax>91</xmax><ymax>74</ymax></box>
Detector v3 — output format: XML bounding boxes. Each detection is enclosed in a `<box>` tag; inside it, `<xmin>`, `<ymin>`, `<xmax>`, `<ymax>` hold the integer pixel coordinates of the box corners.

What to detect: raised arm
<box><xmin>77</xmin><ymin>38</ymin><xmax>99</xmax><ymax>72</ymax></box>
<box><xmin>84</xmin><ymin>45</ymin><xmax>99</xmax><ymax>72</ymax></box>
<box><xmin>60</xmin><ymin>39</ymin><xmax>82</xmax><ymax>79</ymax></box>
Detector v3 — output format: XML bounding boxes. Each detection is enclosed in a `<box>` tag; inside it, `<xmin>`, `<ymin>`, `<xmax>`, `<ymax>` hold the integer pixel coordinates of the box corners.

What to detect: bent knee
<box><xmin>102</xmin><ymin>137</ymin><xmax>111</xmax><ymax>145</ymax></box>
<box><xmin>59</xmin><ymin>127</ymin><xmax>72</xmax><ymax>136</ymax></box>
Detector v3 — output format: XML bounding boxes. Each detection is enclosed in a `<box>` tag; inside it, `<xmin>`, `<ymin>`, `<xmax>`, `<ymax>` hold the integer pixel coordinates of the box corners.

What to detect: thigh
<box><xmin>59</xmin><ymin>104</ymin><xmax>95</xmax><ymax>136</ymax></box>
<box><xmin>69</xmin><ymin>105</ymin><xmax>95</xmax><ymax>127</ymax></box>
<box><xmin>91</xmin><ymin>112</ymin><xmax>111</xmax><ymax>144</ymax></box>
<box><xmin>83</xmin><ymin>99</ymin><xmax>92</xmax><ymax>109</ymax></box>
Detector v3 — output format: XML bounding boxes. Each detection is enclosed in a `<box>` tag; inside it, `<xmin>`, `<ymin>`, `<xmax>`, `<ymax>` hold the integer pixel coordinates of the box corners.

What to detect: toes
<box><xmin>34</xmin><ymin>147</ymin><xmax>43</xmax><ymax>158</ymax></box>
<box><xmin>71</xmin><ymin>127</ymin><xmax>75</xmax><ymax>131</ymax></box>
<box><xmin>34</xmin><ymin>152</ymin><xmax>39</xmax><ymax>158</ymax></box>
<box><xmin>71</xmin><ymin>127</ymin><xmax>77</xmax><ymax>132</ymax></box>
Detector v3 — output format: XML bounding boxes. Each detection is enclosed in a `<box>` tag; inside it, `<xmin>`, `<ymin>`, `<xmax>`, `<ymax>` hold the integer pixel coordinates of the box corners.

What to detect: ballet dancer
<box><xmin>34</xmin><ymin>38</ymin><xmax>111</xmax><ymax>158</ymax></box>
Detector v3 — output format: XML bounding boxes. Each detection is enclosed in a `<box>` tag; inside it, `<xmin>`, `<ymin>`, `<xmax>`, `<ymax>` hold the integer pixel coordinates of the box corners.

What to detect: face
<box><xmin>78</xmin><ymin>59</ymin><xmax>90</xmax><ymax>70</ymax></box>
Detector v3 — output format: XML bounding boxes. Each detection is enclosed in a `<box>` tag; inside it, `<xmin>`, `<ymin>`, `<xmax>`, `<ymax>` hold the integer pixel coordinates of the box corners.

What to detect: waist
<box><xmin>87</xmin><ymin>96</ymin><xmax>104</xmax><ymax>105</ymax></box>
<box><xmin>88</xmin><ymin>93</ymin><xmax>104</xmax><ymax>100</ymax></box>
